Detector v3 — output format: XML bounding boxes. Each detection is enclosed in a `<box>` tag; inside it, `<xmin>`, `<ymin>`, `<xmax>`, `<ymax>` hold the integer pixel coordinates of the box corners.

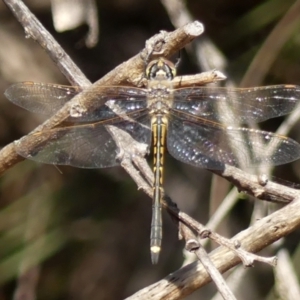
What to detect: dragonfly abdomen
<box><xmin>150</xmin><ymin>115</ymin><xmax>168</xmax><ymax>264</ymax></box>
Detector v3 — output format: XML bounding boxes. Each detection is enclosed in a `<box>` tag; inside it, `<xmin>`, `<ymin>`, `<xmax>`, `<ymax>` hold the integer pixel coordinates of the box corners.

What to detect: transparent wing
<box><xmin>5</xmin><ymin>82</ymin><xmax>148</xmax><ymax>122</ymax></box>
<box><xmin>5</xmin><ymin>82</ymin><xmax>81</xmax><ymax>115</ymax></box>
<box><xmin>167</xmin><ymin>114</ymin><xmax>300</xmax><ymax>170</ymax></box>
<box><xmin>16</xmin><ymin>113</ymin><xmax>151</xmax><ymax>168</ymax></box>
<box><xmin>173</xmin><ymin>85</ymin><xmax>300</xmax><ymax>123</ymax></box>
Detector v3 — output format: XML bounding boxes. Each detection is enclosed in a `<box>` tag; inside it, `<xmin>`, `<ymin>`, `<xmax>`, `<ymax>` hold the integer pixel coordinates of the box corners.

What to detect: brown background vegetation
<box><xmin>0</xmin><ymin>0</ymin><xmax>300</xmax><ymax>299</ymax></box>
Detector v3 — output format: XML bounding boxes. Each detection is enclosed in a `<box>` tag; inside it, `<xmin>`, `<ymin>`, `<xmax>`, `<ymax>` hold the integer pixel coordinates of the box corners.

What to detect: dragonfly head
<box><xmin>146</xmin><ymin>58</ymin><xmax>176</xmax><ymax>81</ymax></box>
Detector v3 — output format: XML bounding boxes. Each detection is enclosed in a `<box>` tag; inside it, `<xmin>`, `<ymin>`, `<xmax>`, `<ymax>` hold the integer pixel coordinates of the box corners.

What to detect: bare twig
<box><xmin>210</xmin><ymin>266</ymin><xmax>248</xmax><ymax>300</ymax></box>
<box><xmin>127</xmin><ymin>195</ymin><xmax>300</xmax><ymax>299</ymax></box>
<box><xmin>181</xmin><ymin>224</ymin><xmax>237</xmax><ymax>299</ymax></box>
<box><xmin>185</xmin><ymin>238</ymin><xmax>237</xmax><ymax>300</ymax></box>
<box><xmin>212</xmin><ymin>165</ymin><xmax>299</xmax><ymax>204</ymax></box>
<box><xmin>173</xmin><ymin>70</ymin><xmax>226</xmax><ymax>87</ymax></box>
<box><xmin>208</xmin><ymin>232</ymin><xmax>277</xmax><ymax>267</ymax></box>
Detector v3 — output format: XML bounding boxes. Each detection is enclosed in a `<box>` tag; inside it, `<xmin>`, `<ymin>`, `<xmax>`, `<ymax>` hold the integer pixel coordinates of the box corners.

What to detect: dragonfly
<box><xmin>5</xmin><ymin>57</ymin><xmax>300</xmax><ymax>263</ymax></box>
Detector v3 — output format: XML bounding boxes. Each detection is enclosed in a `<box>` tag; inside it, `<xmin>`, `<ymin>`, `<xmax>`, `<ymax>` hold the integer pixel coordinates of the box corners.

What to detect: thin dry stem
<box><xmin>127</xmin><ymin>195</ymin><xmax>300</xmax><ymax>299</ymax></box>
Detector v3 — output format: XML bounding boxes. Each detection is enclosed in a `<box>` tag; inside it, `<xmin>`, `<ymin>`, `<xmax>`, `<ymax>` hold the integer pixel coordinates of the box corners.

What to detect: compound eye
<box><xmin>150</xmin><ymin>65</ymin><xmax>158</xmax><ymax>79</ymax></box>
<box><xmin>164</xmin><ymin>65</ymin><xmax>175</xmax><ymax>80</ymax></box>
<box><xmin>145</xmin><ymin>61</ymin><xmax>158</xmax><ymax>80</ymax></box>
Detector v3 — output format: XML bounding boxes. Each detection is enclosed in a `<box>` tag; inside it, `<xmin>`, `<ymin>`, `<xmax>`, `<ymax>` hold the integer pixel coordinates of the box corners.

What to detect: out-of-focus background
<box><xmin>0</xmin><ymin>0</ymin><xmax>300</xmax><ymax>299</ymax></box>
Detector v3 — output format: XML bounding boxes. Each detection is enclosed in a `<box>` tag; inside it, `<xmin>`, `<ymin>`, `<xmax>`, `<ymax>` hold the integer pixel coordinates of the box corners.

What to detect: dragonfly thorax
<box><xmin>147</xmin><ymin>79</ymin><xmax>174</xmax><ymax>115</ymax></box>
<box><xmin>146</xmin><ymin>58</ymin><xmax>176</xmax><ymax>115</ymax></box>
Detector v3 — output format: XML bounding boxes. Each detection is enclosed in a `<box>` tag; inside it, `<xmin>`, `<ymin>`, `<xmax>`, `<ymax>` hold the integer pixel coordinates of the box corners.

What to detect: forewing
<box><xmin>5</xmin><ymin>82</ymin><xmax>81</xmax><ymax>115</ymax></box>
<box><xmin>167</xmin><ymin>115</ymin><xmax>300</xmax><ymax>170</ymax></box>
<box><xmin>5</xmin><ymin>82</ymin><xmax>148</xmax><ymax>122</ymax></box>
<box><xmin>173</xmin><ymin>85</ymin><xmax>300</xmax><ymax>124</ymax></box>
